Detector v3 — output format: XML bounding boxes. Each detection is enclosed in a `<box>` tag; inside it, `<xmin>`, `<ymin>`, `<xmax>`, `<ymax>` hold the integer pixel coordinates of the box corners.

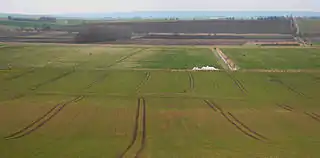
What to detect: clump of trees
<box><xmin>74</xmin><ymin>25</ymin><xmax>132</xmax><ymax>43</ymax></box>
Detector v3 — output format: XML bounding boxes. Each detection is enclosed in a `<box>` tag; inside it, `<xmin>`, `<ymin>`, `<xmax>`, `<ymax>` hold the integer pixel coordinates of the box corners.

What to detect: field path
<box><xmin>4</xmin><ymin>96</ymin><xmax>84</xmax><ymax>139</ymax></box>
<box><xmin>119</xmin><ymin>97</ymin><xmax>147</xmax><ymax>158</ymax></box>
<box><xmin>204</xmin><ymin>100</ymin><xmax>268</xmax><ymax>142</ymax></box>
<box><xmin>268</xmin><ymin>75</ymin><xmax>307</xmax><ymax>98</ymax></box>
<box><xmin>226</xmin><ymin>72</ymin><xmax>248</xmax><ymax>94</ymax></box>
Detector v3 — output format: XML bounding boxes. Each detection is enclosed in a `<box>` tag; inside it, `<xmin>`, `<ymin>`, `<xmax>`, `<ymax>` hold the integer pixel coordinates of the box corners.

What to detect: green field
<box><xmin>222</xmin><ymin>48</ymin><xmax>320</xmax><ymax>69</ymax></box>
<box><xmin>1</xmin><ymin>45</ymin><xmax>320</xmax><ymax>158</ymax></box>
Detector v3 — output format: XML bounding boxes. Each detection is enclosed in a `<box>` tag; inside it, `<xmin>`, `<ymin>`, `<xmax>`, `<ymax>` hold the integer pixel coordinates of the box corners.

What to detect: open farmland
<box><xmin>221</xmin><ymin>48</ymin><xmax>320</xmax><ymax>69</ymax></box>
<box><xmin>1</xmin><ymin>44</ymin><xmax>320</xmax><ymax>158</ymax></box>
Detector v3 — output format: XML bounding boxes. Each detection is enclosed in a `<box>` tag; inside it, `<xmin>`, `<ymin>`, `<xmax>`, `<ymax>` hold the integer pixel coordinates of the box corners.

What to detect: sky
<box><xmin>1</xmin><ymin>0</ymin><xmax>319</xmax><ymax>14</ymax></box>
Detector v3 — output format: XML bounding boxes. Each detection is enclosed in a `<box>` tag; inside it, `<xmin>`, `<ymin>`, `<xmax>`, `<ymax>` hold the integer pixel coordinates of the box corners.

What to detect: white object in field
<box><xmin>192</xmin><ymin>66</ymin><xmax>219</xmax><ymax>71</ymax></box>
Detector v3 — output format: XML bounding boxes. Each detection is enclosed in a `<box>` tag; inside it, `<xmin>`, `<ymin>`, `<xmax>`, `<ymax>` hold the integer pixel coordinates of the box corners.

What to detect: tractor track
<box><xmin>269</xmin><ymin>76</ymin><xmax>307</xmax><ymax>98</ymax></box>
<box><xmin>136</xmin><ymin>72</ymin><xmax>151</xmax><ymax>93</ymax></box>
<box><xmin>227</xmin><ymin>112</ymin><xmax>268</xmax><ymax>140</ymax></box>
<box><xmin>83</xmin><ymin>73</ymin><xmax>109</xmax><ymax>90</ymax></box>
<box><xmin>304</xmin><ymin>112</ymin><xmax>320</xmax><ymax>123</ymax></box>
<box><xmin>30</xmin><ymin>69</ymin><xmax>75</xmax><ymax>90</ymax></box>
<box><xmin>277</xmin><ymin>104</ymin><xmax>294</xmax><ymax>111</ymax></box>
<box><xmin>226</xmin><ymin>72</ymin><xmax>247</xmax><ymax>94</ymax></box>
<box><xmin>119</xmin><ymin>97</ymin><xmax>146</xmax><ymax>158</ymax></box>
<box><xmin>106</xmin><ymin>48</ymin><xmax>146</xmax><ymax>68</ymax></box>
<box><xmin>204</xmin><ymin>100</ymin><xmax>267</xmax><ymax>142</ymax></box>
<box><xmin>188</xmin><ymin>72</ymin><xmax>195</xmax><ymax>92</ymax></box>
<box><xmin>5</xmin><ymin>68</ymin><xmax>35</xmax><ymax>81</ymax></box>
<box><xmin>4</xmin><ymin>96</ymin><xmax>84</xmax><ymax>139</ymax></box>
<box><xmin>135</xmin><ymin>98</ymin><xmax>147</xmax><ymax>158</ymax></box>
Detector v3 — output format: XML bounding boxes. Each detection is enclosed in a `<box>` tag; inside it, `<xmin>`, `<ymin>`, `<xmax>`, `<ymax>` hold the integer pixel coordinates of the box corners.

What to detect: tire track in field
<box><xmin>226</xmin><ymin>72</ymin><xmax>247</xmax><ymax>94</ymax></box>
<box><xmin>304</xmin><ymin>112</ymin><xmax>320</xmax><ymax>123</ymax></box>
<box><xmin>227</xmin><ymin>112</ymin><xmax>269</xmax><ymax>141</ymax></box>
<box><xmin>30</xmin><ymin>69</ymin><xmax>76</xmax><ymax>90</ymax></box>
<box><xmin>188</xmin><ymin>72</ymin><xmax>195</xmax><ymax>92</ymax></box>
<box><xmin>83</xmin><ymin>73</ymin><xmax>109</xmax><ymax>90</ymax></box>
<box><xmin>119</xmin><ymin>97</ymin><xmax>147</xmax><ymax>158</ymax></box>
<box><xmin>5</xmin><ymin>68</ymin><xmax>35</xmax><ymax>81</ymax></box>
<box><xmin>277</xmin><ymin>104</ymin><xmax>294</xmax><ymax>112</ymax></box>
<box><xmin>269</xmin><ymin>75</ymin><xmax>307</xmax><ymax>98</ymax></box>
<box><xmin>204</xmin><ymin>100</ymin><xmax>268</xmax><ymax>142</ymax></box>
<box><xmin>4</xmin><ymin>96</ymin><xmax>84</xmax><ymax>139</ymax></box>
<box><xmin>136</xmin><ymin>72</ymin><xmax>151</xmax><ymax>93</ymax></box>
<box><xmin>105</xmin><ymin>48</ymin><xmax>146</xmax><ymax>68</ymax></box>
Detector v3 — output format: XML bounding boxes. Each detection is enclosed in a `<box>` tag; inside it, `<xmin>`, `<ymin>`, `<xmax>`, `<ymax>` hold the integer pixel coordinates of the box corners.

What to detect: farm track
<box><xmin>188</xmin><ymin>72</ymin><xmax>195</xmax><ymax>92</ymax></box>
<box><xmin>4</xmin><ymin>96</ymin><xmax>84</xmax><ymax>139</ymax></box>
<box><xmin>204</xmin><ymin>100</ymin><xmax>268</xmax><ymax>142</ymax></box>
<box><xmin>83</xmin><ymin>73</ymin><xmax>109</xmax><ymax>90</ymax></box>
<box><xmin>136</xmin><ymin>72</ymin><xmax>151</xmax><ymax>93</ymax></box>
<box><xmin>277</xmin><ymin>104</ymin><xmax>294</xmax><ymax>111</ymax></box>
<box><xmin>226</xmin><ymin>72</ymin><xmax>248</xmax><ymax>94</ymax></box>
<box><xmin>5</xmin><ymin>68</ymin><xmax>35</xmax><ymax>81</ymax></box>
<box><xmin>119</xmin><ymin>97</ymin><xmax>146</xmax><ymax>158</ymax></box>
<box><xmin>30</xmin><ymin>69</ymin><xmax>76</xmax><ymax>90</ymax></box>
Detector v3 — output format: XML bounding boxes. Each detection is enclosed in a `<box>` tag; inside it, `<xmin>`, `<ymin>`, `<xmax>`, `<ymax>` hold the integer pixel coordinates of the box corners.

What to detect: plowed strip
<box><xmin>119</xmin><ymin>98</ymin><xmax>141</xmax><ymax>158</ymax></box>
<box><xmin>30</xmin><ymin>70</ymin><xmax>75</xmax><ymax>90</ymax></box>
<box><xmin>4</xmin><ymin>96</ymin><xmax>84</xmax><ymax>139</ymax></box>
<box><xmin>227</xmin><ymin>112</ymin><xmax>268</xmax><ymax>140</ymax></box>
<box><xmin>188</xmin><ymin>72</ymin><xmax>194</xmax><ymax>92</ymax></box>
<box><xmin>304</xmin><ymin>112</ymin><xmax>320</xmax><ymax>123</ymax></box>
<box><xmin>5</xmin><ymin>68</ymin><xmax>35</xmax><ymax>81</ymax></box>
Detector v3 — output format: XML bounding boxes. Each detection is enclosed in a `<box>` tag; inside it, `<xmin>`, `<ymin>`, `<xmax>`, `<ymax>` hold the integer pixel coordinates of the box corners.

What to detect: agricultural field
<box><xmin>0</xmin><ymin>44</ymin><xmax>320</xmax><ymax>158</ymax></box>
<box><xmin>221</xmin><ymin>48</ymin><xmax>320</xmax><ymax>69</ymax></box>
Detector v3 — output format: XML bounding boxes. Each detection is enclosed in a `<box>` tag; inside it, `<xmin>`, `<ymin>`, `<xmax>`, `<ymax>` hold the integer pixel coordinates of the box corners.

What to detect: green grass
<box><xmin>0</xmin><ymin>45</ymin><xmax>320</xmax><ymax>157</ymax></box>
<box><xmin>222</xmin><ymin>48</ymin><xmax>320</xmax><ymax>69</ymax></box>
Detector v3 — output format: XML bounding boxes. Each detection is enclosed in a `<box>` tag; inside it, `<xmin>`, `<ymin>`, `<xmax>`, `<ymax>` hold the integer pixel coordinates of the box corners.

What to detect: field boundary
<box><xmin>119</xmin><ymin>97</ymin><xmax>147</xmax><ymax>158</ymax></box>
<box><xmin>204</xmin><ymin>100</ymin><xmax>268</xmax><ymax>142</ymax></box>
<box><xmin>4</xmin><ymin>96</ymin><xmax>84</xmax><ymax>139</ymax></box>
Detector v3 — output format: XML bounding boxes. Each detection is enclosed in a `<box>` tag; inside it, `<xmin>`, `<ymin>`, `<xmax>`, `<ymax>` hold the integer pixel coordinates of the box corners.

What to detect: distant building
<box><xmin>39</xmin><ymin>17</ymin><xmax>57</xmax><ymax>22</ymax></box>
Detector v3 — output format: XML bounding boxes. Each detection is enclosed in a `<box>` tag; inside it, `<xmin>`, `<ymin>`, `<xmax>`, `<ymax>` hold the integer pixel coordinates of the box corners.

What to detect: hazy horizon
<box><xmin>1</xmin><ymin>0</ymin><xmax>320</xmax><ymax>14</ymax></box>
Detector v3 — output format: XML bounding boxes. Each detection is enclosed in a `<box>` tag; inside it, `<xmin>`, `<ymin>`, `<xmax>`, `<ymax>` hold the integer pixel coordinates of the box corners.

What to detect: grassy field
<box><xmin>1</xmin><ymin>44</ymin><xmax>320</xmax><ymax>158</ymax></box>
<box><xmin>222</xmin><ymin>48</ymin><xmax>320</xmax><ymax>69</ymax></box>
